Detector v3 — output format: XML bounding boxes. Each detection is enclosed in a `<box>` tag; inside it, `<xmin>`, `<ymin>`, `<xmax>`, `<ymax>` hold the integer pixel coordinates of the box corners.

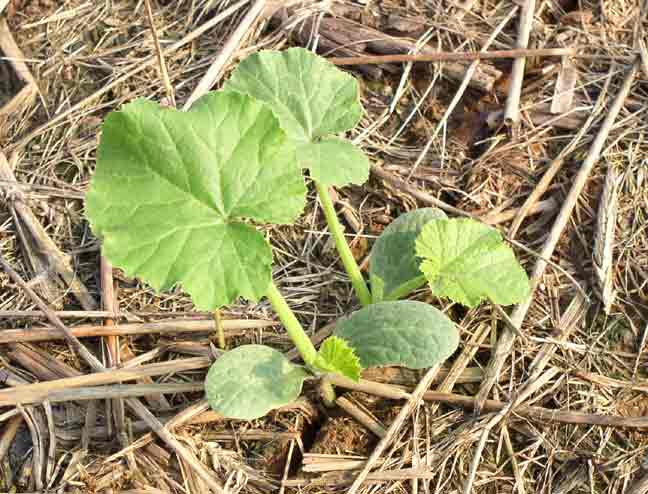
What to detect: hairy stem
<box><xmin>314</xmin><ymin>182</ymin><xmax>371</xmax><ymax>306</ymax></box>
<box><xmin>265</xmin><ymin>282</ymin><xmax>318</xmax><ymax>366</ymax></box>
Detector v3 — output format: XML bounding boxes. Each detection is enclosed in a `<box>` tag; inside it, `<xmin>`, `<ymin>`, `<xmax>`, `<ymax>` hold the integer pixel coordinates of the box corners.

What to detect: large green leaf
<box><xmin>86</xmin><ymin>92</ymin><xmax>307</xmax><ymax>310</ymax></box>
<box><xmin>313</xmin><ymin>336</ymin><xmax>362</xmax><ymax>382</ymax></box>
<box><xmin>224</xmin><ymin>48</ymin><xmax>369</xmax><ymax>187</ymax></box>
<box><xmin>205</xmin><ymin>345</ymin><xmax>309</xmax><ymax>420</ymax></box>
<box><xmin>334</xmin><ymin>301</ymin><xmax>459</xmax><ymax>369</ymax></box>
<box><xmin>370</xmin><ymin>208</ymin><xmax>447</xmax><ymax>302</ymax></box>
<box><xmin>415</xmin><ymin>218</ymin><xmax>530</xmax><ymax>308</ymax></box>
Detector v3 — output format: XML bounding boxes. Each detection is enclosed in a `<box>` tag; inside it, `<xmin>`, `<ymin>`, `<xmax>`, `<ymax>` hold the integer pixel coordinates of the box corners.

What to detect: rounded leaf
<box><xmin>205</xmin><ymin>345</ymin><xmax>309</xmax><ymax>420</ymax></box>
<box><xmin>334</xmin><ymin>301</ymin><xmax>459</xmax><ymax>369</ymax></box>
<box><xmin>86</xmin><ymin>92</ymin><xmax>307</xmax><ymax>309</ymax></box>
<box><xmin>416</xmin><ymin>218</ymin><xmax>530</xmax><ymax>308</ymax></box>
<box><xmin>370</xmin><ymin>208</ymin><xmax>447</xmax><ymax>301</ymax></box>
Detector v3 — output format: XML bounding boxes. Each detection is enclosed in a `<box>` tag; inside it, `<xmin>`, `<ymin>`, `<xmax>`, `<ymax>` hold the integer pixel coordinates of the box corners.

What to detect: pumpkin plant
<box><xmin>86</xmin><ymin>48</ymin><xmax>529</xmax><ymax>420</ymax></box>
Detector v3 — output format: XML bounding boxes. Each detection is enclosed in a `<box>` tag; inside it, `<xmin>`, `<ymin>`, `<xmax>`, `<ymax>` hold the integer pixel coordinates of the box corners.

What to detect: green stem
<box><xmin>384</xmin><ymin>275</ymin><xmax>428</xmax><ymax>302</ymax></box>
<box><xmin>319</xmin><ymin>375</ymin><xmax>337</xmax><ymax>407</ymax></box>
<box><xmin>265</xmin><ymin>282</ymin><xmax>318</xmax><ymax>366</ymax></box>
<box><xmin>314</xmin><ymin>181</ymin><xmax>372</xmax><ymax>306</ymax></box>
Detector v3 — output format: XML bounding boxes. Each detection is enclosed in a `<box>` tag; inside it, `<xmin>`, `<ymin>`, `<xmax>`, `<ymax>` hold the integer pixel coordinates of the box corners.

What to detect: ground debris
<box><xmin>1</xmin><ymin>0</ymin><xmax>647</xmax><ymax>492</ymax></box>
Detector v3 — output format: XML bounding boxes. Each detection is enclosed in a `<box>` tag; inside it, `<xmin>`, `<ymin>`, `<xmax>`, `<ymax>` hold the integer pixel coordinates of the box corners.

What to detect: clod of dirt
<box><xmin>309</xmin><ymin>416</ymin><xmax>377</xmax><ymax>456</ymax></box>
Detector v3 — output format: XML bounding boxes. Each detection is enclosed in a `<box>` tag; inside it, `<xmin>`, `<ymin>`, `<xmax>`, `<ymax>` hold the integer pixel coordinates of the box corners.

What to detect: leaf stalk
<box><xmin>265</xmin><ymin>282</ymin><xmax>318</xmax><ymax>366</ymax></box>
<box><xmin>319</xmin><ymin>375</ymin><xmax>337</xmax><ymax>407</ymax></box>
<box><xmin>314</xmin><ymin>181</ymin><xmax>372</xmax><ymax>306</ymax></box>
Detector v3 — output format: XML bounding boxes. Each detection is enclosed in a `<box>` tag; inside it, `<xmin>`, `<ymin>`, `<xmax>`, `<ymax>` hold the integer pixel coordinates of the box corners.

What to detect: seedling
<box><xmin>86</xmin><ymin>48</ymin><xmax>529</xmax><ymax>420</ymax></box>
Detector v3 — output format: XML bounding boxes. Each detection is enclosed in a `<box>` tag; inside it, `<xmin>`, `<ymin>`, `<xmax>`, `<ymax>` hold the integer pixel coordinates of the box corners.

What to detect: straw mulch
<box><xmin>0</xmin><ymin>0</ymin><xmax>647</xmax><ymax>493</ymax></box>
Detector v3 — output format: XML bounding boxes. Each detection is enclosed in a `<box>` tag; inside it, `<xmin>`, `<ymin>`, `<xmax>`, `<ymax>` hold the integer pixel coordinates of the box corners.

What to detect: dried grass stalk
<box><xmin>347</xmin><ymin>366</ymin><xmax>440</xmax><ymax>494</ymax></box>
<box><xmin>551</xmin><ymin>58</ymin><xmax>578</xmax><ymax>114</ymax></box>
<box><xmin>478</xmin><ymin>60</ymin><xmax>641</xmax><ymax>407</ymax></box>
<box><xmin>424</xmin><ymin>391</ymin><xmax>648</xmax><ymax>429</ymax></box>
<box><xmin>0</xmin><ymin>18</ymin><xmax>37</xmax><ymax>121</ymax></box>
<box><xmin>0</xmin><ymin>152</ymin><xmax>97</xmax><ymax>310</ymax></box>
<box><xmin>0</xmin><ymin>318</ymin><xmax>274</xmax><ymax>343</ymax></box>
<box><xmin>593</xmin><ymin>165</ymin><xmax>619</xmax><ymax>314</ymax></box>
<box><xmin>0</xmin><ymin>358</ymin><xmax>210</xmax><ymax>406</ymax></box>
<box><xmin>503</xmin><ymin>0</ymin><xmax>537</xmax><ymax>128</ymax></box>
<box><xmin>336</xmin><ymin>396</ymin><xmax>387</xmax><ymax>438</ymax></box>
<box><xmin>184</xmin><ymin>0</ymin><xmax>267</xmax><ymax>109</ymax></box>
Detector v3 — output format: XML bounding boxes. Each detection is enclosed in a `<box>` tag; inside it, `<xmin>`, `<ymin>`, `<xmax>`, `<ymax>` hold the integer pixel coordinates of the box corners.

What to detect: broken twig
<box><xmin>329</xmin><ymin>47</ymin><xmax>575</xmax><ymax>66</ymax></box>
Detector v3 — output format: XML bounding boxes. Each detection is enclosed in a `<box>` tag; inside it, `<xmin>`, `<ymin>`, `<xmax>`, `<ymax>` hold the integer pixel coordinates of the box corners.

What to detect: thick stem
<box><xmin>319</xmin><ymin>375</ymin><xmax>337</xmax><ymax>407</ymax></box>
<box><xmin>314</xmin><ymin>182</ymin><xmax>372</xmax><ymax>306</ymax></box>
<box><xmin>265</xmin><ymin>282</ymin><xmax>318</xmax><ymax>366</ymax></box>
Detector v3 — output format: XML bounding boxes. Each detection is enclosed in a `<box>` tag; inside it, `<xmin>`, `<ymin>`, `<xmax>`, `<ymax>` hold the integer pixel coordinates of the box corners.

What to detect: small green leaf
<box><xmin>224</xmin><ymin>48</ymin><xmax>369</xmax><ymax>186</ymax></box>
<box><xmin>205</xmin><ymin>345</ymin><xmax>309</xmax><ymax>420</ymax></box>
<box><xmin>370</xmin><ymin>208</ymin><xmax>447</xmax><ymax>302</ymax></box>
<box><xmin>415</xmin><ymin>218</ymin><xmax>530</xmax><ymax>308</ymax></box>
<box><xmin>334</xmin><ymin>301</ymin><xmax>459</xmax><ymax>369</ymax></box>
<box><xmin>313</xmin><ymin>336</ymin><xmax>362</xmax><ymax>381</ymax></box>
<box><xmin>298</xmin><ymin>138</ymin><xmax>369</xmax><ymax>187</ymax></box>
<box><xmin>85</xmin><ymin>92</ymin><xmax>307</xmax><ymax>310</ymax></box>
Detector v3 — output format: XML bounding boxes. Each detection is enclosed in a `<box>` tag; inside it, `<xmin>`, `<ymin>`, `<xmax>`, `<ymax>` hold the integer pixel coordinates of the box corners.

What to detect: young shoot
<box><xmin>86</xmin><ymin>48</ymin><xmax>528</xmax><ymax>421</ymax></box>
